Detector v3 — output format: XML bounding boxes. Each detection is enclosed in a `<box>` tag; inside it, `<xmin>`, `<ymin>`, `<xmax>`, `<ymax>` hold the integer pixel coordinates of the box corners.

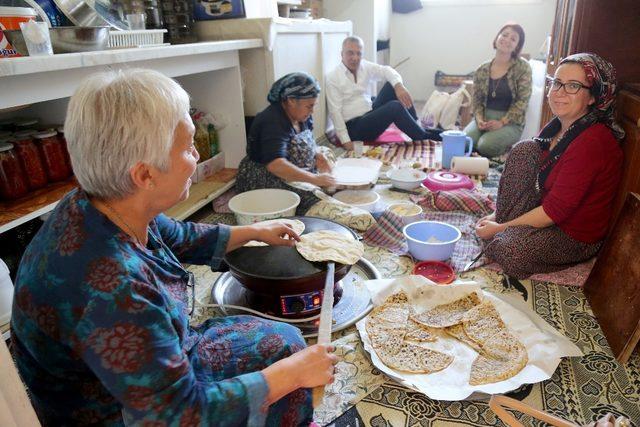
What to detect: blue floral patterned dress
<box><xmin>11</xmin><ymin>189</ymin><xmax>312</xmax><ymax>426</ymax></box>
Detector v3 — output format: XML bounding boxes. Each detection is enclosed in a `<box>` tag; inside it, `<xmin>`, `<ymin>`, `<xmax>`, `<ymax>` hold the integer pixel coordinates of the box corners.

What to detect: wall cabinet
<box><xmin>613</xmin><ymin>84</ymin><xmax>640</xmax><ymax>223</ymax></box>
<box><xmin>0</xmin><ymin>40</ymin><xmax>260</xmax><ymax>234</ymax></box>
<box><xmin>541</xmin><ymin>0</ymin><xmax>640</xmax><ymax>127</ymax></box>
<box><xmin>196</xmin><ymin>18</ymin><xmax>352</xmax><ymax>138</ymax></box>
<box><xmin>542</xmin><ymin>0</ymin><xmax>640</xmax><ymax>223</ymax></box>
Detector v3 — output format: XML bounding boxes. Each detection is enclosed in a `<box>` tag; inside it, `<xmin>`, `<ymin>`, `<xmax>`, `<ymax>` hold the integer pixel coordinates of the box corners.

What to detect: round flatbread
<box><xmin>376</xmin><ymin>342</ymin><xmax>453</xmax><ymax>374</ymax></box>
<box><xmin>469</xmin><ymin>330</ymin><xmax>528</xmax><ymax>385</ymax></box>
<box><xmin>462</xmin><ymin>302</ymin><xmax>506</xmax><ymax>345</ymax></box>
<box><xmin>243</xmin><ymin>218</ymin><xmax>305</xmax><ymax>247</ymax></box>
<box><xmin>411</xmin><ymin>292</ymin><xmax>482</xmax><ymax>328</ymax></box>
<box><xmin>295</xmin><ymin>230</ymin><xmax>364</xmax><ymax>265</ymax></box>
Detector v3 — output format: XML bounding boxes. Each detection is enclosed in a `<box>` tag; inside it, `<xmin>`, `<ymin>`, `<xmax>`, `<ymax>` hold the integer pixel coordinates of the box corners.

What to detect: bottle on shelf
<box><xmin>12</xmin><ymin>133</ymin><xmax>48</xmax><ymax>190</ymax></box>
<box><xmin>0</xmin><ymin>142</ymin><xmax>30</xmax><ymax>201</ymax></box>
<box><xmin>161</xmin><ymin>0</ymin><xmax>197</xmax><ymax>44</ymax></box>
<box><xmin>34</xmin><ymin>131</ymin><xmax>72</xmax><ymax>182</ymax></box>
<box><xmin>145</xmin><ymin>0</ymin><xmax>164</xmax><ymax>30</ymax></box>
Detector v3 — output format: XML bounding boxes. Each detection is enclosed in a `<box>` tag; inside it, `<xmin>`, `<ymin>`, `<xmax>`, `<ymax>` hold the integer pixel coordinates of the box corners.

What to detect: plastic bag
<box><xmin>439</xmin><ymin>86</ymin><xmax>471</xmax><ymax>130</ymax></box>
<box><xmin>420</xmin><ymin>90</ymin><xmax>450</xmax><ymax>128</ymax></box>
<box><xmin>191</xmin><ymin>111</ymin><xmax>211</xmax><ymax>161</ymax></box>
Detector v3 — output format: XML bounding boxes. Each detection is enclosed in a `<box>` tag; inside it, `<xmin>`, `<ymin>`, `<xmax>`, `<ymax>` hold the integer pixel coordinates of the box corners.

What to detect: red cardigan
<box><xmin>541</xmin><ymin>123</ymin><xmax>623</xmax><ymax>243</ymax></box>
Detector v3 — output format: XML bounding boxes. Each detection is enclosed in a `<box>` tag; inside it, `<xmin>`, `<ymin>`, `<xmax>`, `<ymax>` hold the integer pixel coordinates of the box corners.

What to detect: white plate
<box><xmin>333</xmin><ymin>158</ymin><xmax>382</xmax><ymax>186</ymax></box>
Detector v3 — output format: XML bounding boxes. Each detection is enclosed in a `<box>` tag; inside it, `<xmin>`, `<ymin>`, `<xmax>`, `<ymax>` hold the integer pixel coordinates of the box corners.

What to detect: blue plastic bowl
<box><xmin>403</xmin><ymin>221</ymin><xmax>461</xmax><ymax>261</ymax></box>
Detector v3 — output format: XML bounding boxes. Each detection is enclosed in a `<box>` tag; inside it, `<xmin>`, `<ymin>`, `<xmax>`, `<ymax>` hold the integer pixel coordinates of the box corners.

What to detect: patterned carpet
<box><xmin>186</xmin><ymin>141</ymin><xmax>639</xmax><ymax>427</ymax></box>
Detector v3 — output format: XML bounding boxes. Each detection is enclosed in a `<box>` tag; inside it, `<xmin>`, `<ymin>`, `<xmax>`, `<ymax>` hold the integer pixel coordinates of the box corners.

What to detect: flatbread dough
<box><xmin>411</xmin><ymin>292</ymin><xmax>482</xmax><ymax>328</ymax></box>
<box><xmin>295</xmin><ymin>230</ymin><xmax>364</xmax><ymax>265</ymax></box>
<box><xmin>243</xmin><ymin>219</ymin><xmax>305</xmax><ymax>247</ymax></box>
<box><xmin>469</xmin><ymin>330</ymin><xmax>528</xmax><ymax>385</ymax></box>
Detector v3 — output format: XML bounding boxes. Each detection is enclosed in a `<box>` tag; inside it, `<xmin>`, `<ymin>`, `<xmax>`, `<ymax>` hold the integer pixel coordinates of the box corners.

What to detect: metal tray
<box><xmin>211</xmin><ymin>258</ymin><xmax>381</xmax><ymax>338</ymax></box>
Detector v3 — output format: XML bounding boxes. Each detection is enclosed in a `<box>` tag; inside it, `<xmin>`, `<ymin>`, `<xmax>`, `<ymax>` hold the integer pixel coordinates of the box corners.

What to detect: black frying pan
<box><xmin>224</xmin><ymin>216</ymin><xmax>358</xmax><ymax>296</ymax></box>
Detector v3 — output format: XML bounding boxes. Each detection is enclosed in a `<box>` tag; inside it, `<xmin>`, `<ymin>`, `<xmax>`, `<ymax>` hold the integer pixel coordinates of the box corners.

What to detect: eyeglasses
<box><xmin>147</xmin><ymin>227</ymin><xmax>197</xmax><ymax>317</ymax></box>
<box><xmin>546</xmin><ymin>76</ymin><xmax>591</xmax><ymax>94</ymax></box>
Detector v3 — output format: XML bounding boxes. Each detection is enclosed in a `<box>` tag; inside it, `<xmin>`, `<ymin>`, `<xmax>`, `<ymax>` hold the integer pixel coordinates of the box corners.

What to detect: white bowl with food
<box><xmin>387</xmin><ymin>168</ymin><xmax>428</xmax><ymax>190</ymax></box>
<box><xmin>228</xmin><ymin>189</ymin><xmax>300</xmax><ymax>225</ymax></box>
<box><xmin>387</xmin><ymin>201</ymin><xmax>423</xmax><ymax>225</ymax></box>
<box><xmin>333</xmin><ymin>189</ymin><xmax>380</xmax><ymax>212</ymax></box>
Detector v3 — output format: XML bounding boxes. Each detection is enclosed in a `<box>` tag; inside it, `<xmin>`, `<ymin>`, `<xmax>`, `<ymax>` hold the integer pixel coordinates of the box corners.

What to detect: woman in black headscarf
<box><xmin>236</xmin><ymin>72</ymin><xmax>336</xmax><ymax>213</ymax></box>
<box><xmin>475</xmin><ymin>53</ymin><xmax>624</xmax><ymax>278</ymax></box>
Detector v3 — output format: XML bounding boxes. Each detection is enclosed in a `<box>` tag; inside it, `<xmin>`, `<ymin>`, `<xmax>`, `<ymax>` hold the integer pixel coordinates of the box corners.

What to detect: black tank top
<box><xmin>486</xmin><ymin>75</ymin><xmax>512</xmax><ymax>111</ymax></box>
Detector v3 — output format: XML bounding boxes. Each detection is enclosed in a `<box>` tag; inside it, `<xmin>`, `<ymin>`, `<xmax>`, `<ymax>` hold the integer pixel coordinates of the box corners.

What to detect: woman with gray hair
<box><xmin>11</xmin><ymin>69</ymin><xmax>337</xmax><ymax>426</ymax></box>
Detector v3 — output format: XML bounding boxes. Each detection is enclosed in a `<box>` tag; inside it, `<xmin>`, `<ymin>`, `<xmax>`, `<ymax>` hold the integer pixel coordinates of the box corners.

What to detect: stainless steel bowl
<box><xmin>49</xmin><ymin>26</ymin><xmax>110</xmax><ymax>53</ymax></box>
<box><xmin>3</xmin><ymin>26</ymin><xmax>110</xmax><ymax>55</ymax></box>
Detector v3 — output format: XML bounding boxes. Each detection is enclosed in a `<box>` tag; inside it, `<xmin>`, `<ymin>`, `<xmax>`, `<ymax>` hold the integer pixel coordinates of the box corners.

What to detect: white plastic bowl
<box><xmin>228</xmin><ymin>189</ymin><xmax>300</xmax><ymax>225</ymax></box>
<box><xmin>387</xmin><ymin>168</ymin><xmax>428</xmax><ymax>190</ymax></box>
<box><xmin>387</xmin><ymin>202</ymin><xmax>423</xmax><ymax>225</ymax></box>
<box><xmin>403</xmin><ymin>221</ymin><xmax>461</xmax><ymax>261</ymax></box>
<box><xmin>333</xmin><ymin>189</ymin><xmax>380</xmax><ymax>212</ymax></box>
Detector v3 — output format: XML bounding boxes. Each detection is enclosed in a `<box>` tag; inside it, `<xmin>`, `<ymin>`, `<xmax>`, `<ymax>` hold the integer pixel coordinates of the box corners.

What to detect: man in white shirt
<box><xmin>326</xmin><ymin>36</ymin><xmax>440</xmax><ymax>150</ymax></box>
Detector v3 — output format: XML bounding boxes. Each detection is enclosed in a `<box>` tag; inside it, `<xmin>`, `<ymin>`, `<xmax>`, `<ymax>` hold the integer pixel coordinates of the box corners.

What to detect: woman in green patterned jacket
<box><xmin>464</xmin><ymin>23</ymin><xmax>532</xmax><ymax>158</ymax></box>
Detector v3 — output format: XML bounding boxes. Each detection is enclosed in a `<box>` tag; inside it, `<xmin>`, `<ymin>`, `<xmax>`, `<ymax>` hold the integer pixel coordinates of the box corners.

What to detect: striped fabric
<box><xmin>421</xmin><ymin>211</ymin><xmax>486</xmax><ymax>272</ymax></box>
<box><xmin>362</xmin><ymin>210</ymin><xmax>408</xmax><ymax>254</ymax></box>
<box><xmin>345</xmin><ymin>140</ymin><xmax>440</xmax><ymax>169</ymax></box>
<box><xmin>411</xmin><ymin>189</ymin><xmax>495</xmax><ymax>216</ymax></box>
<box><xmin>362</xmin><ymin>209</ymin><xmax>486</xmax><ymax>272</ymax></box>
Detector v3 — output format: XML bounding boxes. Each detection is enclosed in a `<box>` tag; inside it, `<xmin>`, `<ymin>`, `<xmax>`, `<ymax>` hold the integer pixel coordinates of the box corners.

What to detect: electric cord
<box><xmin>197</xmin><ymin>303</ymin><xmax>321</xmax><ymax>324</ymax></box>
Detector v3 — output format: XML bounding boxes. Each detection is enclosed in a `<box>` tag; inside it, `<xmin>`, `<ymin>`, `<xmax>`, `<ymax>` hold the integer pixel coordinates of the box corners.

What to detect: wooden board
<box><xmin>163</xmin><ymin>168</ymin><xmax>237</xmax><ymax>220</ymax></box>
<box><xmin>584</xmin><ymin>192</ymin><xmax>640</xmax><ymax>363</ymax></box>
<box><xmin>0</xmin><ymin>178</ymin><xmax>78</xmax><ymax>233</ymax></box>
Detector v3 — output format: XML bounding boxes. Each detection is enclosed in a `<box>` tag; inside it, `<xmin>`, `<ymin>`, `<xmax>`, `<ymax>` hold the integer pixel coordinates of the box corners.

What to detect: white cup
<box><xmin>353</xmin><ymin>141</ymin><xmax>364</xmax><ymax>157</ymax></box>
<box><xmin>126</xmin><ymin>13</ymin><xmax>146</xmax><ymax>30</ymax></box>
<box><xmin>19</xmin><ymin>21</ymin><xmax>53</xmax><ymax>56</ymax></box>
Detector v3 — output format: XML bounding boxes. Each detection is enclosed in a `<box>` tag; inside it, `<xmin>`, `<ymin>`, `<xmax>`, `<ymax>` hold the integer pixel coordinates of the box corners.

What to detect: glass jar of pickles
<box><xmin>12</xmin><ymin>134</ymin><xmax>48</xmax><ymax>190</ymax></box>
<box><xmin>34</xmin><ymin>131</ymin><xmax>72</xmax><ymax>182</ymax></box>
<box><xmin>0</xmin><ymin>142</ymin><xmax>30</xmax><ymax>200</ymax></box>
<box><xmin>57</xmin><ymin>126</ymin><xmax>73</xmax><ymax>173</ymax></box>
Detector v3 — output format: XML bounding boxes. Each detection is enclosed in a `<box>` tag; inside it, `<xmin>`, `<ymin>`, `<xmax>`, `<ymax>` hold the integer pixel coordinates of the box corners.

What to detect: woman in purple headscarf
<box><xmin>475</xmin><ymin>53</ymin><xmax>624</xmax><ymax>278</ymax></box>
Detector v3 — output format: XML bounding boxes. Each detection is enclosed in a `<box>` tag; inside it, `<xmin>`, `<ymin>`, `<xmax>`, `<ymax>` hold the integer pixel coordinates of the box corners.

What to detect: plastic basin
<box><xmin>229</xmin><ymin>189</ymin><xmax>300</xmax><ymax>225</ymax></box>
<box><xmin>403</xmin><ymin>221</ymin><xmax>461</xmax><ymax>261</ymax></box>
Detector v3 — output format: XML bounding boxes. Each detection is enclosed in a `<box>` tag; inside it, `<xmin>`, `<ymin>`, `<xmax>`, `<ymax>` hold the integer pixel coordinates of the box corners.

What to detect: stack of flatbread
<box><xmin>365</xmin><ymin>292</ymin><xmax>453</xmax><ymax>374</ymax></box>
<box><xmin>365</xmin><ymin>291</ymin><xmax>528</xmax><ymax>385</ymax></box>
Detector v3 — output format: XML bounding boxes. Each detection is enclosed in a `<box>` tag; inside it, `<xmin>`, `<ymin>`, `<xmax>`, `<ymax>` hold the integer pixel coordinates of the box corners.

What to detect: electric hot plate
<box><xmin>211</xmin><ymin>258</ymin><xmax>380</xmax><ymax>338</ymax></box>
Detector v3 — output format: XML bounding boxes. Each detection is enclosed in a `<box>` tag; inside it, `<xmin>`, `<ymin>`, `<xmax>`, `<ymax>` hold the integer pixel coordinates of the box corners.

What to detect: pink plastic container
<box><xmin>422</xmin><ymin>171</ymin><xmax>474</xmax><ymax>192</ymax></box>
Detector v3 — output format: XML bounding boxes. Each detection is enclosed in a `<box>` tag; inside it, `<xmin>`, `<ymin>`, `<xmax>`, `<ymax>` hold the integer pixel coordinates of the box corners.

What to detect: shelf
<box><xmin>1</xmin><ymin>41</ymin><xmax>251</xmax><ymax>233</ymax></box>
<box><xmin>0</xmin><ymin>169</ymin><xmax>237</xmax><ymax>232</ymax></box>
<box><xmin>0</xmin><ymin>39</ymin><xmax>263</xmax><ymax>110</ymax></box>
<box><xmin>164</xmin><ymin>168</ymin><xmax>237</xmax><ymax>220</ymax></box>
<box><xmin>0</xmin><ymin>39</ymin><xmax>263</xmax><ymax>79</ymax></box>
<box><xmin>0</xmin><ymin>178</ymin><xmax>78</xmax><ymax>234</ymax></box>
